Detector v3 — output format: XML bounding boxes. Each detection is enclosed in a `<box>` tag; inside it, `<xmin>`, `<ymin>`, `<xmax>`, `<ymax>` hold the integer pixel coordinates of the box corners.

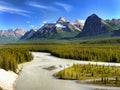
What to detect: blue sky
<box><xmin>0</xmin><ymin>0</ymin><xmax>120</xmax><ymax>30</ymax></box>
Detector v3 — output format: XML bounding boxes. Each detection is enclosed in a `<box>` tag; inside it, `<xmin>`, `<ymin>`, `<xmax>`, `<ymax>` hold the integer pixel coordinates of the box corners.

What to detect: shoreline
<box><xmin>0</xmin><ymin>69</ymin><xmax>18</xmax><ymax>90</ymax></box>
<box><xmin>14</xmin><ymin>52</ymin><xmax>120</xmax><ymax>90</ymax></box>
<box><xmin>1</xmin><ymin>51</ymin><xmax>120</xmax><ymax>90</ymax></box>
<box><xmin>13</xmin><ymin>65</ymin><xmax>24</xmax><ymax>90</ymax></box>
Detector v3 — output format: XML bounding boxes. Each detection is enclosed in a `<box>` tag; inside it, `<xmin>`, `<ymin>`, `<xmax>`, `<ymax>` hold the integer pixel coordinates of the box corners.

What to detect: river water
<box><xmin>14</xmin><ymin>52</ymin><xmax>120</xmax><ymax>90</ymax></box>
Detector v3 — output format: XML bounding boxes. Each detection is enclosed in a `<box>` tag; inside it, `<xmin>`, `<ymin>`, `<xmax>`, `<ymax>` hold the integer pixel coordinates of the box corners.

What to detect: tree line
<box><xmin>0</xmin><ymin>47</ymin><xmax>33</xmax><ymax>72</ymax></box>
<box><xmin>21</xmin><ymin>44</ymin><xmax>120</xmax><ymax>63</ymax></box>
<box><xmin>2</xmin><ymin>43</ymin><xmax>120</xmax><ymax>73</ymax></box>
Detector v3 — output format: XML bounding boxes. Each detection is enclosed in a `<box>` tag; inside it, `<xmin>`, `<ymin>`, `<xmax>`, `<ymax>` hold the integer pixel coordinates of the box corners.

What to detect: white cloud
<box><xmin>30</xmin><ymin>25</ymin><xmax>34</xmax><ymax>28</ymax></box>
<box><xmin>43</xmin><ymin>21</ymin><xmax>47</xmax><ymax>24</ymax></box>
<box><xmin>40</xmin><ymin>24</ymin><xmax>44</xmax><ymax>27</ymax></box>
<box><xmin>27</xmin><ymin>2</ymin><xmax>57</xmax><ymax>11</ymax></box>
<box><xmin>0</xmin><ymin>1</ymin><xmax>30</xmax><ymax>17</ymax></box>
<box><xmin>79</xmin><ymin>20</ymin><xmax>85</xmax><ymax>24</ymax></box>
<box><xmin>54</xmin><ymin>2</ymin><xmax>72</xmax><ymax>12</ymax></box>
<box><xmin>39</xmin><ymin>21</ymin><xmax>47</xmax><ymax>27</ymax></box>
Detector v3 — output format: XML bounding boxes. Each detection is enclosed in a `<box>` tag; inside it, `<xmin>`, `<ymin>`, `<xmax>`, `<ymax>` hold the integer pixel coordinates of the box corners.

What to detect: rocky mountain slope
<box><xmin>76</xmin><ymin>14</ymin><xmax>114</xmax><ymax>37</ymax></box>
<box><xmin>1</xmin><ymin>14</ymin><xmax>120</xmax><ymax>43</ymax></box>
<box><xmin>0</xmin><ymin>29</ymin><xmax>25</xmax><ymax>37</ymax></box>
<box><xmin>21</xmin><ymin>17</ymin><xmax>83</xmax><ymax>40</ymax></box>
<box><xmin>20</xmin><ymin>29</ymin><xmax>36</xmax><ymax>40</ymax></box>
<box><xmin>20</xmin><ymin>14</ymin><xmax>120</xmax><ymax>40</ymax></box>
<box><xmin>0</xmin><ymin>29</ymin><xmax>26</xmax><ymax>43</ymax></box>
<box><xmin>105</xmin><ymin>19</ymin><xmax>120</xmax><ymax>30</ymax></box>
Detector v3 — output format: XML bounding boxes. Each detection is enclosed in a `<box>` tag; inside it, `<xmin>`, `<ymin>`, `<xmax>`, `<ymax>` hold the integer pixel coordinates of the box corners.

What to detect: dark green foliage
<box><xmin>3</xmin><ymin>43</ymin><xmax>120</xmax><ymax>73</ymax></box>
<box><xmin>24</xmin><ymin>44</ymin><xmax>120</xmax><ymax>63</ymax></box>
<box><xmin>6</xmin><ymin>43</ymin><xmax>120</xmax><ymax>63</ymax></box>
<box><xmin>81</xmin><ymin>37</ymin><xmax>120</xmax><ymax>44</ymax></box>
<box><xmin>0</xmin><ymin>48</ymin><xmax>33</xmax><ymax>72</ymax></box>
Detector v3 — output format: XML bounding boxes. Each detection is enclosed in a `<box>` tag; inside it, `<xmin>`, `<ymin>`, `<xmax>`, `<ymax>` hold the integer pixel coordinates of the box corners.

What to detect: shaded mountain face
<box><xmin>77</xmin><ymin>14</ymin><xmax>111</xmax><ymax>37</ymax></box>
<box><xmin>20</xmin><ymin>29</ymin><xmax>36</xmax><ymax>40</ymax></box>
<box><xmin>112</xmin><ymin>30</ymin><xmax>120</xmax><ymax>36</ymax></box>
<box><xmin>21</xmin><ymin>17</ymin><xmax>82</xmax><ymax>40</ymax></box>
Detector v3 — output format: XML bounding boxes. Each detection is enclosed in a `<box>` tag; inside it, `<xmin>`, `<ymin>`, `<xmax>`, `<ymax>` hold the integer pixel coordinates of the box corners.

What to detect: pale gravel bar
<box><xmin>14</xmin><ymin>52</ymin><xmax>120</xmax><ymax>90</ymax></box>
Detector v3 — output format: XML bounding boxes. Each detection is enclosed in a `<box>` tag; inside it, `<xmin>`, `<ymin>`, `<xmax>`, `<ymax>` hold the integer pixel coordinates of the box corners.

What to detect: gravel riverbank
<box><xmin>14</xmin><ymin>52</ymin><xmax>120</xmax><ymax>90</ymax></box>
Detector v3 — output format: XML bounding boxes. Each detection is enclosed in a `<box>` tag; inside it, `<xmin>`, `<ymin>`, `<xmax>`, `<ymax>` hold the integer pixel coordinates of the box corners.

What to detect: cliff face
<box><xmin>82</xmin><ymin>14</ymin><xmax>108</xmax><ymax>35</ymax></box>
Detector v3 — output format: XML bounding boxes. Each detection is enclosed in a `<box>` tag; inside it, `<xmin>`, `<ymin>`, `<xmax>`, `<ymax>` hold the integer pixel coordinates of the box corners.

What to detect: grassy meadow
<box><xmin>54</xmin><ymin>64</ymin><xmax>120</xmax><ymax>86</ymax></box>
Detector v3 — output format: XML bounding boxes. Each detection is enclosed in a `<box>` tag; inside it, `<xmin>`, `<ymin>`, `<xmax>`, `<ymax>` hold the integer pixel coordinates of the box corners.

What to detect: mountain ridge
<box><xmin>21</xmin><ymin>17</ymin><xmax>83</xmax><ymax>40</ymax></box>
<box><xmin>1</xmin><ymin>14</ymin><xmax>120</xmax><ymax>42</ymax></box>
<box><xmin>0</xmin><ymin>29</ymin><xmax>26</xmax><ymax>43</ymax></box>
<box><xmin>76</xmin><ymin>14</ymin><xmax>112</xmax><ymax>37</ymax></box>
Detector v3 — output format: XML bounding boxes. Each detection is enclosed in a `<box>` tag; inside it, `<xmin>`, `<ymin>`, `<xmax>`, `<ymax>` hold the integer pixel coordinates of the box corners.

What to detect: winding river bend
<box><xmin>14</xmin><ymin>52</ymin><xmax>120</xmax><ymax>90</ymax></box>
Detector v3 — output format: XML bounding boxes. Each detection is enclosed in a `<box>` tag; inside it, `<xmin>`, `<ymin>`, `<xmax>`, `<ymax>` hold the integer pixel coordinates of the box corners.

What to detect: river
<box><xmin>14</xmin><ymin>52</ymin><xmax>120</xmax><ymax>90</ymax></box>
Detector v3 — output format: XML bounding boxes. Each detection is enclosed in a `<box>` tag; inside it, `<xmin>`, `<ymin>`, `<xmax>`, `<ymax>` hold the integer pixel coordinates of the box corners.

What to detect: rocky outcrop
<box><xmin>56</xmin><ymin>17</ymin><xmax>68</xmax><ymax>23</ymax></box>
<box><xmin>80</xmin><ymin>14</ymin><xmax>109</xmax><ymax>36</ymax></box>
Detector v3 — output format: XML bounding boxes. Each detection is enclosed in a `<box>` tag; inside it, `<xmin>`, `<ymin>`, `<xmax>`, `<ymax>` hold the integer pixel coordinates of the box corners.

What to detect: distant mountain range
<box><xmin>0</xmin><ymin>29</ymin><xmax>26</xmax><ymax>43</ymax></box>
<box><xmin>21</xmin><ymin>14</ymin><xmax>120</xmax><ymax>40</ymax></box>
<box><xmin>21</xmin><ymin>17</ymin><xmax>83</xmax><ymax>40</ymax></box>
<box><xmin>1</xmin><ymin>14</ymin><xmax>120</xmax><ymax>43</ymax></box>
